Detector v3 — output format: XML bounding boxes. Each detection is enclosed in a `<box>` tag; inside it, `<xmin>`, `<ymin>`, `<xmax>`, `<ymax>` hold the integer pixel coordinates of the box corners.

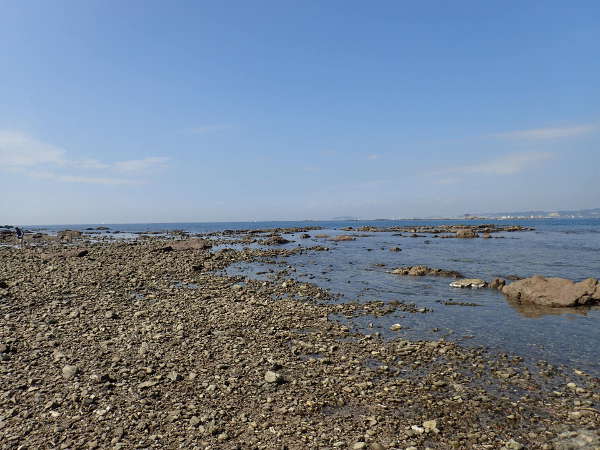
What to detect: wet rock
<box><xmin>456</xmin><ymin>229</ymin><xmax>479</xmax><ymax>238</ymax></box>
<box><xmin>392</xmin><ymin>266</ymin><xmax>463</xmax><ymax>278</ymax></box>
<box><xmin>329</xmin><ymin>235</ymin><xmax>356</xmax><ymax>242</ymax></box>
<box><xmin>263</xmin><ymin>235</ymin><xmax>291</xmax><ymax>245</ymax></box>
<box><xmin>389</xmin><ymin>324</ymin><xmax>403</xmax><ymax>331</ymax></box>
<box><xmin>58</xmin><ymin>230</ymin><xmax>82</xmax><ymax>241</ymax></box>
<box><xmin>389</xmin><ymin>247</ymin><xmax>401</xmax><ymax>252</ymax></box>
<box><xmin>449</xmin><ymin>279</ymin><xmax>487</xmax><ymax>289</ymax></box>
<box><xmin>489</xmin><ymin>278</ymin><xmax>506</xmax><ymax>290</ymax></box>
<box><xmin>502</xmin><ymin>276</ymin><xmax>600</xmax><ymax>307</ymax></box>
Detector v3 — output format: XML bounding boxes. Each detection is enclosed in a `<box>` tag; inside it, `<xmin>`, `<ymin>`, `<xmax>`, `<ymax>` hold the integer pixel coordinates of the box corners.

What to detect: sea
<box><xmin>25</xmin><ymin>219</ymin><xmax>600</xmax><ymax>375</ymax></box>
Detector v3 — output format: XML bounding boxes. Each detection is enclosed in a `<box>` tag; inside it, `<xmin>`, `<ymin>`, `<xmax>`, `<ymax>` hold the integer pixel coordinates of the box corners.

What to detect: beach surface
<box><xmin>1</xmin><ymin>227</ymin><xmax>599</xmax><ymax>449</ymax></box>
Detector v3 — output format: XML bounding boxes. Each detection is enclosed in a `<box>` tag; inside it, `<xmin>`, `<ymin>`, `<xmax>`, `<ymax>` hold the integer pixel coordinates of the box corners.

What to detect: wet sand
<box><xmin>1</xmin><ymin>233</ymin><xmax>599</xmax><ymax>449</ymax></box>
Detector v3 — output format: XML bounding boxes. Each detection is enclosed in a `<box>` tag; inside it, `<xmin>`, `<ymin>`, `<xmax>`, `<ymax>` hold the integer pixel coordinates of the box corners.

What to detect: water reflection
<box><xmin>506</xmin><ymin>298</ymin><xmax>600</xmax><ymax>319</ymax></box>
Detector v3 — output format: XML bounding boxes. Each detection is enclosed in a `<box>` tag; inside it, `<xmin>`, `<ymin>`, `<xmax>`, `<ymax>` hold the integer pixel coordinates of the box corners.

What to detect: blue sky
<box><xmin>1</xmin><ymin>1</ymin><xmax>599</xmax><ymax>224</ymax></box>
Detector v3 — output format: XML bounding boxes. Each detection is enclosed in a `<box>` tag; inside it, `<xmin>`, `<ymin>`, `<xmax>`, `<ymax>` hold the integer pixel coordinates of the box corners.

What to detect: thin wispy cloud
<box><xmin>0</xmin><ymin>130</ymin><xmax>168</xmax><ymax>185</ymax></box>
<box><xmin>28</xmin><ymin>170</ymin><xmax>139</xmax><ymax>185</ymax></box>
<box><xmin>188</xmin><ymin>124</ymin><xmax>230</xmax><ymax>134</ymax></box>
<box><xmin>0</xmin><ymin>131</ymin><xmax>65</xmax><ymax>166</ymax></box>
<box><xmin>491</xmin><ymin>124</ymin><xmax>596</xmax><ymax>140</ymax></box>
<box><xmin>431</xmin><ymin>151</ymin><xmax>554</xmax><ymax>179</ymax></box>
<box><xmin>367</xmin><ymin>154</ymin><xmax>380</xmax><ymax>160</ymax></box>
<box><xmin>114</xmin><ymin>157</ymin><xmax>169</xmax><ymax>173</ymax></box>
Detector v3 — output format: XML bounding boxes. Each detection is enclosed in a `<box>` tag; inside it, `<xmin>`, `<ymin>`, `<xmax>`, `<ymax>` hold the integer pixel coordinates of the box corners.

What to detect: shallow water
<box><xmin>27</xmin><ymin>219</ymin><xmax>600</xmax><ymax>374</ymax></box>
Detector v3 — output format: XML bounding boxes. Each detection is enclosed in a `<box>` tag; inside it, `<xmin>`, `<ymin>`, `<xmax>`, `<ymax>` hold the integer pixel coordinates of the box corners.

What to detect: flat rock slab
<box><xmin>449</xmin><ymin>279</ymin><xmax>487</xmax><ymax>289</ymax></box>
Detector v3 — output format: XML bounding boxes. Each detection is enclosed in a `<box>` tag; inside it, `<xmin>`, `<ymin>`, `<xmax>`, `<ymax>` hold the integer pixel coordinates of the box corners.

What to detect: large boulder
<box><xmin>502</xmin><ymin>276</ymin><xmax>600</xmax><ymax>307</ymax></box>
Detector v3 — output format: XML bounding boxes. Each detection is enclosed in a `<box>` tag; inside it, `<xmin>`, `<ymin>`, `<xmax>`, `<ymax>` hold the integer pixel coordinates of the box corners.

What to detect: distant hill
<box><xmin>463</xmin><ymin>208</ymin><xmax>600</xmax><ymax>219</ymax></box>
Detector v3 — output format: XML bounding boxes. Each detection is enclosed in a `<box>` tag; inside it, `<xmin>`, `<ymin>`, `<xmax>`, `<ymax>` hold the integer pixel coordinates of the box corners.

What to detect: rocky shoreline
<box><xmin>1</xmin><ymin>232</ymin><xmax>599</xmax><ymax>449</ymax></box>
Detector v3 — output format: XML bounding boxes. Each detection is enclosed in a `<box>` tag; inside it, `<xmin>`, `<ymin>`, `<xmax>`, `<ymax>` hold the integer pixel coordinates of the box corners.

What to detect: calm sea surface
<box><xmin>29</xmin><ymin>219</ymin><xmax>600</xmax><ymax>374</ymax></box>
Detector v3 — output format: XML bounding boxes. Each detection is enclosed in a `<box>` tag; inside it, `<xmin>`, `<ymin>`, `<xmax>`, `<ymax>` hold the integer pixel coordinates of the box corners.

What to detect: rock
<box><xmin>552</xmin><ymin>429</ymin><xmax>600</xmax><ymax>449</ymax></box>
<box><xmin>369</xmin><ymin>444</ymin><xmax>386</xmax><ymax>450</ymax></box>
<box><xmin>57</xmin><ymin>230</ymin><xmax>82</xmax><ymax>241</ymax></box>
<box><xmin>63</xmin><ymin>249</ymin><xmax>89</xmax><ymax>257</ymax></box>
<box><xmin>300</xmin><ymin>233</ymin><xmax>311</xmax><ymax>239</ymax></box>
<box><xmin>392</xmin><ymin>266</ymin><xmax>463</xmax><ymax>278</ymax></box>
<box><xmin>264</xmin><ymin>235</ymin><xmax>291</xmax><ymax>245</ymax></box>
<box><xmin>138</xmin><ymin>380</ymin><xmax>159</xmax><ymax>389</ymax></box>
<box><xmin>352</xmin><ymin>443</ymin><xmax>367</xmax><ymax>450</ymax></box>
<box><xmin>329</xmin><ymin>235</ymin><xmax>356</xmax><ymax>242</ymax></box>
<box><xmin>456</xmin><ymin>229</ymin><xmax>478</xmax><ymax>238</ymax></box>
<box><xmin>389</xmin><ymin>247</ymin><xmax>401</xmax><ymax>252</ymax></box>
<box><xmin>502</xmin><ymin>276</ymin><xmax>600</xmax><ymax>307</ymax></box>
<box><xmin>449</xmin><ymin>279</ymin><xmax>486</xmax><ymax>289</ymax></box>
<box><xmin>189</xmin><ymin>416</ymin><xmax>201</xmax><ymax>427</ymax></box>
<box><xmin>62</xmin><ymin>365</ymin><xmax>79</xmax><ymax>379</ymax></box>
<box><xmin>389</xmin><ymin>324</ymin><xmax>403</xmax><ymax>331</ymax></box>
<box><xmin>489</xmin><ymin>278</ymin><xmax>506</xmax><ymax>290</ymax></box>
<box><xmin>172</xmin><ymin>238</ymin><xmax>212</xmax><ymax>250</ymax></box>
<box><xmin>504</xmin><ymin>439</ymin><xmax>523</xmax><ymax>450</ymax></box>
<box><xmin>423</xmin><ymin>419</ymin><xmax>439</xmax><ymax>433</ymax></box>
<box><xmin>104</xmin><ymin>310</ymin><xmax>118</xmax><ymax>319</ymax></box>
<box><xmin>482</xmin><ymin>233</ymin><xmax>491</xmax><ymax>239</ymax></box>
<box><xmin>167</xmin><ymin>371</ymin><xmax>182</xmax><ymax>382</ymax></box>
<box><xmin>264</xmin><ymin>370</ymin><xmax>283</xmax><ymax>384</ymax></box>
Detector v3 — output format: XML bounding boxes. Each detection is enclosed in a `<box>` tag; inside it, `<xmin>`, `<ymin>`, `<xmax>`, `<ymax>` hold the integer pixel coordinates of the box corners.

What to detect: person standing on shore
<box><xmin>15</xmin><ymin>227</ymin><xmax>24</xmax><ymax>248</ymax></box>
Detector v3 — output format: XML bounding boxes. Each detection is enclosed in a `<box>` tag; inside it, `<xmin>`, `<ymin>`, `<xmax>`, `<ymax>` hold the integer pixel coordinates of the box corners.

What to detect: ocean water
<box><xmin>27</xmin><ymin>219</ymin><xmax>600</xmax><ymax>374</ymax></box>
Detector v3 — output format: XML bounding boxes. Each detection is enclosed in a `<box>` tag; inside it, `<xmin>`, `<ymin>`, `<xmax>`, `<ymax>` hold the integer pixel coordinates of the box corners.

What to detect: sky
<box><xmin>1</xmin><ymin>0</ymin><xmax>599</xmax><ymax>224</ymax></box>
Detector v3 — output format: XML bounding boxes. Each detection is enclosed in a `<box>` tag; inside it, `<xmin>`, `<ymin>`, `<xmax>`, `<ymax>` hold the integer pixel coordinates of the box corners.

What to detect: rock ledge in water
<box><xmin>392</xmin><ymin>265</ymin><xmax>463</xmax><ymax>278</ymax></box>
<box><xmin>502</xmin><ymin>275</ymin><xmax>600</xmax><ymax>307</ymax></box>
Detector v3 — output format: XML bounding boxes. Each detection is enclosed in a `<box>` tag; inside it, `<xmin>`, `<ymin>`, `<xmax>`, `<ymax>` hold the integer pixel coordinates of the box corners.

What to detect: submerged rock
<box><xmin>502</xmin><ymin>276</ymin><xmax>600</xmax><ymax>307</ymax></box>
<box><xmin>328</xmin><ymin>235</ymin><xmax>356</xmax><ymax>242</ymax></box>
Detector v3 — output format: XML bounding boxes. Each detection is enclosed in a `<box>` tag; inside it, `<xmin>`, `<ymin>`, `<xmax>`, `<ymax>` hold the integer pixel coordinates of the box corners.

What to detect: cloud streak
<box><xmin>432</xmin><ymin>151</ymin><xmax>554</xmax><ymax>178</ymax></box>
<box><xmin>0</xmin><ymin>130</ymin><xmax>169</xmax><ymax>184</ymax></box>
<box><xmin>491</xmin><ymin>124</ymin><xmax>596</xmax><ymax>140</ymax></box>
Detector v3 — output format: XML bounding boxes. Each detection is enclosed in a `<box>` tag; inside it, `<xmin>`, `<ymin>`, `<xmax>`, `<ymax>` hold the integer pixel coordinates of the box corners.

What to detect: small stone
<box><xmin>190</xmin><ymin>416</ymin><xmax>201</xmax><ymax>427</ymax></box>
<box><xmin>352</xmin><ymin>442</ymin><xmax>367</xmax><ymax>450</ymax></box>
<box><xmin>62</xmin><ymin>365</ymin><xmax>79</xmax><ymax>379</ymax></box>
<box><xmin>104</xmin><ymin>310</ymin><xmax>117</xmax><ymax>319</ymax></box>
<box><xmin>167</xmin><ymin>371</ymin><xmax>182</xmax><ymax>382</ymax></box>
<box><xmin>423</xmin><ymin>419</ymin><xmax>439</xmax><ymax>433</ymax></box>
<box><xmin>264</xmin><ymin>370</ymin><xmax>283</xmax><ymax>384</ymax></box>
<box><xmin>505</xmin><ymin>439</ymin><xmax>523</xmax><ymax>450</ymax></box>
<box><xmin>389</xmin><ymin>324</ymin><xmax>403</xmax><ymax>331</ymax></box>
<box><xmin>370</xmin><ymin>444</ymin><xmax>386</xmax><ymax>450</ymax></box>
